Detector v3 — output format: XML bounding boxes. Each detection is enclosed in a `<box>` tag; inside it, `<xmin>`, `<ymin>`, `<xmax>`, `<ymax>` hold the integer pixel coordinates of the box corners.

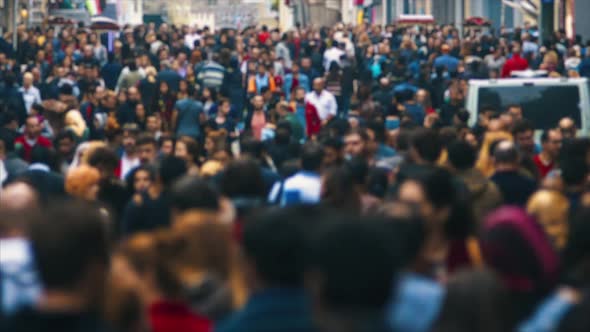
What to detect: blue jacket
<box><xmin>216</xmin><ymin>288</ymin><xmax>316</xmax><ymax>332</ymax></box>
<box><xmin>283</xmin><ymin>73</ymin><xmax>310</xmax><ymax>101</ymax></box>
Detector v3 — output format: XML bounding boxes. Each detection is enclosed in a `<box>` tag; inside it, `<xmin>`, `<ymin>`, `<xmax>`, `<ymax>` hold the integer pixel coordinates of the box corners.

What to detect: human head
<box><xmin>122</xmin><ymin>124</ymin><xmax>139</xmax><ymax>154</ymax></box>
<box><xmin>430</xmin><ymin>269</ymin><xmax>509</xmax><ymax>332</ymax></box>
<box><xmin>174</xmin><ymin>136</ymin><xmax>200</xmax><ymax>167</ymax></box>
<box><xmin>306</xmin><ymin>216</ymin><xmax>398</xmax><ymax>321</ymax></box>
<box><xmin>321</xmin><ymin>166</ymin><xmax>361</xmax><ymax>213</ymax></box>
<box><xmin>540</xmin><ymin>129</ymin><xmax>562</xmax><ymax>160</ymax></box>
<box><xmin>54</xmin><ymin>130</ymin><xmax>76</xmax><ymax>159</ymax></box>
<box><xmin>87</xmin><ymin>146</ymin><xmax>119</xmax><ymax>180</ymax></box>
<box><xmin>24</xmin><ymin>115</ymin><xmax>42</xmax><ymax>139</ymax></box>
<box><xmin>527</xmin><ymin>190</ymin><xmax>569</xmax><ymax>250</ymax></box>
<box><xmin>129</xmin><ymin>165</ymin><xmax>155</xmax><ymax>193</ymax></box>
<box><xmin>220</xmin><ymin>158</ymin><xmax>266</xmax><ymax>200</ymax></box>
<box><xmin>146</xmin><ymin>114</ymin><xmax>161</xmax><ymax>134</ymax></box>
<box><xmin>409</xmin><ymin>128</ymin><xmax>443</xmax><ymax>165</ymax></box>
<box><xmin>158</xmin><ymin>134</ymin><xmax>175</xmax><ymax>157</ymax></box>
<box><xmin>29</xmin><ymin>201</ymin><xmax>110</xmax><ymax>308</ymax></box>
<box><xmin>169</xmin><ymin>176</ymin><xmax>220</xmax><ymax>218</ymax></box>
<box><xmin>136</xmin><ymin>135</ymin><xmax>158</xmax><ymax>165</ymax></box>
<box><xmin>493</xmin><ymin>140</ymin><xmax>520</xmax><ymax>169</ymax></box>
<box><xmin>65</xmin><ymin>165</ymin><xmax>101</xmax><ymax>201</ymax></box>
<box><xmin>480</xmin><ymin>207</ymin><xmax>559</xmax><ymax>320</ymax></box>
<box><xmin>157</xmin><ymin>156</ymin><xmax>188</xmax><ymax>189</ymax></box>
<box><xmin>398</xmin><ymin>167</ymin><xmax>472</xmax><ymax>239</ymax></box>
<box><xmin>512</xmin><ymin>119</ymin><xmax>535</xmax><ymax>156</ymax></box>
<box><xmin>322</xmin><ymin>137</ymin><xmax>344</xmax><ymax>168</ymax></box>
<box><xmin>506</xmin><ymin>105</ymin><xmax>523</xmax><ymax>120</ymax></box>
<box><xmin>447</xmin><ymin>140</ymin><xmax>477</xmax><ymax>172</ymax></box>
<box><xmin>23</xmin><ymin>72</ymin><xmax>33</xmax><ymax>88</ymax></box>
<box><xmin>558</xmin><ymin>117</ymin><xmax>577</xmax><ymax>139</ymax></box>
<box><xmin>301</xmin><ymin>142</ymin><xmax>324</xmax><ymax>172</ymax></box>
<box><xmin>343</xmin><ymin>129</ymin><xmax>367</xmax><ymax>159</ymax></box>
<box><xmin>313</xmin><ymin>78</ymin><xmax>325</xmax><ymax>94</ymax></box>
<box><xmin>252</xmin><ymin>95</ymin><xmax>265</xmax><ymax>111</ymax></box>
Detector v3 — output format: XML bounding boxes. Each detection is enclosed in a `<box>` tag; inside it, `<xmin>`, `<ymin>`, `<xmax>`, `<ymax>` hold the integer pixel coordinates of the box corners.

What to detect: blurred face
<box><xmin>134</xmin><ymin>170</ymin><xmax>152</xmax><ymax>192</ymax></box>
<box><xmin>252</xmin><ymin>96</ymin><xmax>264</xmax><ymax>110</ymax></box>
<box><xmin>220</xmin><ymin>102</ymin><xmax>231</xmax><ymax>115</ymax></box>
<box><xmin>138</xmin><ymin>143</ymin><xmax>157</xmax><ymax>164</ymax></box>
<box><xmin>301</xmin><ymin>58</ymin><xmax>311</xmax><ymax>69</ymax></box>
<box><xmin>313</xmin><ymin>79</ymin><xmax>324</xmax><ymax>93</ymax></box>
<box><xmin>323</xmin><ymin>146</ymin><xmax>341</xmax><ymax>168</ymax></box>
<box><xmin>122</xmin><ymin>131</ymin><xmax>136</xmax><ymax>152</ymax></box>
<box><xmin>25</xmin><ymin>117</ymin><xmax>41</xmax><ymax>138</ymax></box>
<box><xmin>146</xmin><ymin>116</ymin><xmax>159</xmax><ymax>132</ymax></box>
<box><xmin>508</xmin><ymin>106</ymin><xmax>523</xmax><ymax>120</ymax></box>
<box><xmin>159</xmin><ymin>82</ymin><xmax>169</xmax><ymax>94</ymax></box>
<box><xmin>57</xmin><ymin>137</ymin><xmax>75</xmax><ymax>157</ymax></box>
<box><xmin>174</xmin><ymin>141</ymin><xmax>189</xmax><ymax>161</ymax></box>
<box><xmin>160</xmin><ymin>139</ymin><xmax>174</xmax><ymax>156</ymax></box>
<box><xmin>515</xmin><ymin>130</ymin><xmax>535</xmax><ymax>155</ymax></box>
<box><xmin>135</xmin><ymin>104</ymin><xmax>145</xmax><ymax>119</ymax></box>
<box><xmin>344</xmin><ymin>133</ymin><xmax>365</xmax><ymax>157</ymax></box>
<box><xmin>559</xmin><ymin>118</ymin><xmax>576</xmax><ymax>139</ymax></box>
<box><xmin>295</xmin><ymin>89</ymin><xmax>306</xmax><ymax>101</ymax></box>
<box><xmin>544</xmin><ymin>130</ymin><xmax>563</xmax><ymax>159</ymax></box>
<box><xmin>128</xmin><ymin>88</ymin><xmax>140</xmax><ymax>102</ymax></box>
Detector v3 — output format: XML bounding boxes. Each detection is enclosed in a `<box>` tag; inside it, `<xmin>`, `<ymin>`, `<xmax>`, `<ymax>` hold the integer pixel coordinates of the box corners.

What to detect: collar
<box><xmin>28</xmin><ymin>163</ymin><xmax>50</xmax><ymax>172</ymax></box>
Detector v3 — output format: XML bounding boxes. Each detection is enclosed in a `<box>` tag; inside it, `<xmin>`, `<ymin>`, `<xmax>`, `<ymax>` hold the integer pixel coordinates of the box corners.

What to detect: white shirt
<box><xmin>305</xmin><ymin>90</ymin><xmax>338</xmax><ymax>121</ymax></box>
<box><xmin>19</xmin><ymin>86</ymin><xmax>41</xmax><ymax>113</ymax></box>
<box><xmin>279</xmin><ymin>171</ymin><xmax>322</xmax><ymax>206</ymax></box>
<box><xmin>323</xmin><ymin>46</ymin><xmax>345</xmax><ymax>71</ymax></box>
<box><xmin>184</xmin><ymin>33</ymin><xmax>202</xmax><ymax>50</ymax></box>
<box><xmin>120</xmin><ymin>153</ymin><xmax>140</xmax><ymax>180</ymax></box>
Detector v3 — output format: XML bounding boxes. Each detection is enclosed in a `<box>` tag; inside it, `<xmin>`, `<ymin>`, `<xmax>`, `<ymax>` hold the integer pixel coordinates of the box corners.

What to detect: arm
<box><xmin>171</xmin><ymin>109</ymin><xmax>179</xmax><ymax>132</ymax></box>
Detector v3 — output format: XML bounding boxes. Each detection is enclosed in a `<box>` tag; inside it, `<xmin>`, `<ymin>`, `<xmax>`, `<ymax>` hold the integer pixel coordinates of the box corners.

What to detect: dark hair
<box><xmin>158</xmin><ymin>156</ymin><xmax>187</xmax><ymax>188</ymax></box>
<box><xmin>177</xmin><ymin>136</ymin><xmax>200</xmax><ymax>165</ymax></box>
<box><xmin>301</xmin><ymin>142</ymin><xmax>324</xmax><ymax>172</ymax></box>
<box><xmin>431</xmin><ymin>270</ymin><xmax>509</xmax><ymax>332</ymax></box>
<box><xmin>512</xmin><ymin>119</ymin><xmax>534</xmax><ymax>136</ymax></box>
<box><xmin>126</xmin><ymin>164</ymin><xmax>156</xmax><ymax>193</ymax></box>
<box><xmin>321</xmin><ymin>167</ymin><xmax>361</xmax><ymax>213</ymax></box>
<box><xmin>322</xmin><ymin>137</ymin><xmax>343</xmax><ymax>151</ymax></box>
<box><xmin>306</xmin><ymin>216</ymin><xmax>399</xmax><ymax>314</ymax></box>
<box><xmin>29</xmin><ymin>200</ymin><xmax>110</xmax><ymax>290</ymax></box>
<box><xmin>368</xmin><ymin>120</ymin><xmax>386</xmax><ymax>143</ymax></box>
<box><xmin>136</xmin><ymin>134</ymin><xmax>158</xmax><ymax>148</ymax></box>
<box><xmin>448</xmin><ymin>140</ymin><xmax>477</xmax><ymax>171</ymax></box>
<box><xmin>540</xmin><ymin>130</ymin><xmax>551</xmax><ymax>144</ymax></box>
<box><xmin>169</xmin><ymin>176</ymin><xmax>220</xmax><ymax>212</ymax></box>
<box><xmin>54</xmin><ymin>130</ymin><xmax>76</xmax><ymax>146</ymax></box>
<box><xmin>242</xmin><ymin>207</ymin><xmax>313</xmax><ymax>287</ymax></box>
<box><xmin>344</xmin><ymin>156</ymin><xmax>369</xmax><ymax>186</ymax></box>
<box><xmin>561</xmin><ymin>158</ymin><xmax>588</xmax><ymax>187</ymax></box>
<box><xmin>562</xmin><ymin>208</ymin><xmax>590</xmax><ymax>284</ymax></box>
<box><xmin>410</xmin><ymin>128</ymin><xmax>443</xmax><ymax>163</ymax></box>
<box><xmin>493</xmin><ymin>141</ymin><xmax>519</xmax><ymax>164</ymax></box>
<box><xmin>221</xmin><ymin>159</ymin><xmax>266</xmax><ymax>199</ymax></box>
<box><xmin>87</xmin><ymin>146</ymin><xmax>119</xmax><ymax>171</ymax></box>
<box><xmin>404</xmin><ymin>167</ymin><xmax>474</xmax><ymax>239</ymax></box>
<box><xmin>158</xmin><ymin>134</ymin><xmax>176</xmax><ymax>148</ymax></box>
<box><xmin>30</xmin><ymin>145</ymin><xmax>57</xmax><ymax>170</ymax></box>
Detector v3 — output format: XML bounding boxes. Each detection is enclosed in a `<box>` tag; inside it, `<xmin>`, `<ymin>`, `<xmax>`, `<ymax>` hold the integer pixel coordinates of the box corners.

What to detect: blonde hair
<box><xmin>64</xmin><ymin>109</ymin><xmax>87</xmax><ymax>138</ymax></box>
<box><xmin>65</xmin><ymin>165</ymin><xmax>101</xmax><ymax>199</ymax></box>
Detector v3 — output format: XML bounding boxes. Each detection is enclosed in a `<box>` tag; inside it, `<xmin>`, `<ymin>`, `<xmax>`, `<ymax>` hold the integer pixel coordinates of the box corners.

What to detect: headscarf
<box><xmin>480</xmin><ymin>207</ymin><xmax>560</xmax><ymax>293</ymax></box>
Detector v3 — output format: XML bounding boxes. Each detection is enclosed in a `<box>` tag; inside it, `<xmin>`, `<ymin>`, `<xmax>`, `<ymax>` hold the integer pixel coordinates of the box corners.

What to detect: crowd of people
<box><xmin>1</xmin><ymin>19</ymin><xmax>590</xmax><ymax>332</ymax></box>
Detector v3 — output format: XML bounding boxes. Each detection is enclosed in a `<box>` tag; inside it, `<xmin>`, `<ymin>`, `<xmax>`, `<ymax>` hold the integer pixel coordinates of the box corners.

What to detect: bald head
<box><xmin>493</xmin><ymin>140</ymin><xmax>519</xmax><ymax>166</ymax></box>
<box><xmin>0</xmin><ymin>182</ymin><xmax>39</xmax><ymax>212</ymax></box>
<box><xmin>559</xmin><ymin>117</ymin><xmax>576</xmax><ymax>139</ymax></box>
<box><xmin>313</xmin><ymin>78</ymin><xmax>325</xmax><ymax>93</ymax></box>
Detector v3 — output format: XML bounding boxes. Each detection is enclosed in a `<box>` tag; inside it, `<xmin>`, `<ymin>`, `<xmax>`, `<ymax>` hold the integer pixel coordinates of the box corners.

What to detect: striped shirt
<box><xmin>197</xmin><ymin>61</ymin><xmax>225</xmax><ymax>90</ymax></box>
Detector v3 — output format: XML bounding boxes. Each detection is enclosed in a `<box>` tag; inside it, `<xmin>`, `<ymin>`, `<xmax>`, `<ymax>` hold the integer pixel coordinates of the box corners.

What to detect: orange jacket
<box><xmin>247</xmin><ymin>74</ymin><xmax>276</xmax><ymax>94</ymax></box>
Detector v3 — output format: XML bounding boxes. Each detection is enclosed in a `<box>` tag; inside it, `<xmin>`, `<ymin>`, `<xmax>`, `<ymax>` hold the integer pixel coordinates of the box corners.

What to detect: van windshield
<box><xmin>477</xmin><ymin>85</ymin><xmax>582</xmax><ymax>130</ymax></box>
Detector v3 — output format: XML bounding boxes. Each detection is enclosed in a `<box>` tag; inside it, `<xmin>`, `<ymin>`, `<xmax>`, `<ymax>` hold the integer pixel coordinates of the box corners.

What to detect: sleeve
<box><xmin>328</xmin><ymin>93</ymin><xmax>338</xmax><ymax>116</ymax></box>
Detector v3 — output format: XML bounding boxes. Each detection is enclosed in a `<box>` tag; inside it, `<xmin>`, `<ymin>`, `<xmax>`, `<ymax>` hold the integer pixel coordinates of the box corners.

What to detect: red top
<box><xmin>305</xmin><ymin>101</ymin><xmax>321</xmax><ymax>137</ymax></box>
<box><xmin>258</xmin><ymin>32</ymin><xmax>270</xmax><ymax>45</ymax></box>
<box><xmin>533</xmin><ymin>154</ymin><xmax>555</xmax><ymax>179</ymax></box>
<box><xmin>149</xmin><ymin>300</ymin><xmax>212</xmax><ymax>332</ymax></box>
<box><xmin>14</xmin><ymin>135</ymin><xmax>53</xmax><ymax>162</ymax></box>
<box><xmin>501</xmin><ymin>53</ymin><xmax>529</xmax><ymax>78</ymax></box>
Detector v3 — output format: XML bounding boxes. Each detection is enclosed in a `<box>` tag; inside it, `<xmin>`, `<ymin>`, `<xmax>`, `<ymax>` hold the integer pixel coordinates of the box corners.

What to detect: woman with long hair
<box><xmin>155</xmin><ymin>81</ymin><xmax>176</xmax><ymax>131</ymax></box>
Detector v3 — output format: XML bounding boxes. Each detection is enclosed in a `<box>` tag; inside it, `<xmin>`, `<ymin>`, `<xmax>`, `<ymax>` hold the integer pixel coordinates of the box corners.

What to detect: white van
<box><xmin>466</xmin><ymin>78</ymin><xmax>590</xmax><ymax>134</ymax></box>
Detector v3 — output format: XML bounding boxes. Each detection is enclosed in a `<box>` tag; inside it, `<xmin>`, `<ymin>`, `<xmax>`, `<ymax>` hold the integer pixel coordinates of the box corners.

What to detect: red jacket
<box><xmin>149</xmin><ymin>300</ymin><xmax>212</xmax><ymax>332</ymax></box>
<box><xmin>501</xmin><ymin>54</ymin><xmax>529</xmax><ymax>78</ymax></box>
<box><xmin>14</xmin><ymin>135</ymin><xmax>53</xmax><ymax>162</ymax></box>
<box><xmin>305</xmin><ymin>102</ymin><xmax>321</xmax><ymax>137</ymax></box>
